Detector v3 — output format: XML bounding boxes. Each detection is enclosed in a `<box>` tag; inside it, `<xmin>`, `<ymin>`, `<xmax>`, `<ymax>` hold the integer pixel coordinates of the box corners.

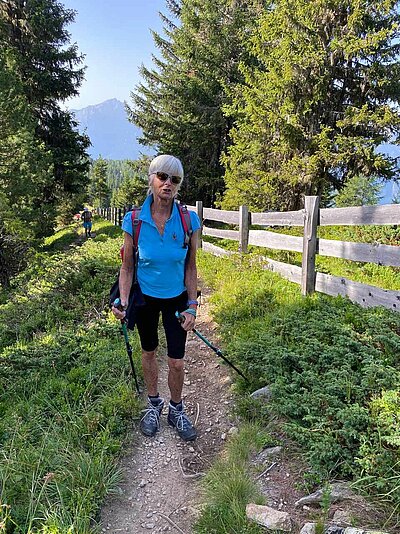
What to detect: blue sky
<box><xmin>62</xmin><ymin>0</ymin><xmax>167</xmax><ymax>109</ymax></box>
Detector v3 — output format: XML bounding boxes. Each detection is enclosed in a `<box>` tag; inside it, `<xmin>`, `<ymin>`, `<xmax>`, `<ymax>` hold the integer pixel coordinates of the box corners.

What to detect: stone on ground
<box><xmin>246</xmin><ymin>503</ymin><xmax>292</xmax><ymax>531</ymax></box>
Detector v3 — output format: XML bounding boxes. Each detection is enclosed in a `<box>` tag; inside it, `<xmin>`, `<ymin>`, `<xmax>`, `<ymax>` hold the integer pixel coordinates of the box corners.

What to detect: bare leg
<box><xmin>167</xmin><ymin>357</ymin><xmax>184</xmax><ymax>403</ymax></box>
<box><xmin>142</xmin><ymin>349</ymin><xmax>158</xmax><ymax>396</ymax></box>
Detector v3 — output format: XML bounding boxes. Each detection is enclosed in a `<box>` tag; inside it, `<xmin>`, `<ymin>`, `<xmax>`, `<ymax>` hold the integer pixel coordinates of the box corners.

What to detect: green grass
<box><xmin>2</xmin><ymin>217</ymin><xmax>400</xmax><ymax>532</ymax></box>
<box><xmin>196</xmin><ymin>249</ymin><xmax>400</xmax><ymax>528</ymax></box>
<box><xmin>41</xmin><ymin>224</ymin><xmax>80</xmax><ymax>252</ymax></box>
<box><xmin>0</xmin><ymin>218</ymin><xmax>143</xmax><ymax>533</ymax></box>
<box><xmin>194</xmin><ymin>423</ymin><xmax>268</xmax><ymax>534</ymax></box>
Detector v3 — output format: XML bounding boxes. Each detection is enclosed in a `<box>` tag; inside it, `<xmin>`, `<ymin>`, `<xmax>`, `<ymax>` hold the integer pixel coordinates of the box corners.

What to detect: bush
<box><xmin>197</xmin><ymin>251</ymin><xmax>400</xmax><ymax>515</ymax></box>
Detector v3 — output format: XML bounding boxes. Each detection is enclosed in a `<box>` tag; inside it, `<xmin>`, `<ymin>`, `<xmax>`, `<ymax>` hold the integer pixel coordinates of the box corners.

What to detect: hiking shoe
<box><xmin>140</xmin><ymin>398</ymin><xmax>164</xmax><ymax>437</ymax></box>
<box><xmin>167</xmin><ymin>402</ymin><xmax>197</xmax><ymax>441</ymax></box>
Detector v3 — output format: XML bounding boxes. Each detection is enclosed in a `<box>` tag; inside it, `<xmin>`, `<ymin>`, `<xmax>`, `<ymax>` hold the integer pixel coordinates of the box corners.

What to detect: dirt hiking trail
<box><xmin>99</xmin><ymin>286</ymin><xmax>385</xmax><ymax>534</ymax></box>
<box><xmin>100</xmin><ymin>288</ymin><xmax>236</xmax><ymax>533</ymax></box>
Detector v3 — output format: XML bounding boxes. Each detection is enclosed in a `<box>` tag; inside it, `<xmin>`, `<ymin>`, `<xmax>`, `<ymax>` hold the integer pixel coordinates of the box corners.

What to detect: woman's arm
<box><xmin>181</xmin><ymin>230</ymin><xmax>199</xmax><ymax>331</ymax></box>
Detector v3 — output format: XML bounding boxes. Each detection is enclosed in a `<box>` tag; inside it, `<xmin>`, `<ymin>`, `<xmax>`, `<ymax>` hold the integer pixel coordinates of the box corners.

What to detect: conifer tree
<box><xmin>111</xmin><ymin>177</ymin><xmax>148</xmax><ymax>208</ymax></box>
<box><xmin>109</xmin><ymin>157</ymin><xmax>150</xmax><ymax>207</ymax></box>
<box><xmin>0</xmin><ymin>0</ymin><xmax>90</xmax><ymax>236</ymax></box>
<box><xmin>88</xmin><ymin>158</ymin><xmax>111</xmax><ymax>208</ymax></box>
<box><xmin>129</xmin><ymin>0</ymin><xmax>262</xmax><ymax>205</ymax></box>
<box><xmin>222</xmin><ymin>0</ymin><xmax>400</xmax><ymax>211</ymax></box>
<box><xmin>0</xmin><ymin>52</ymin><xmax>53</xmax><ymax>233</ymax></box>
<box><xmin>334</xmin><ymin>175</ymin><xmax>382</xmax><ymax>207</ymax></box>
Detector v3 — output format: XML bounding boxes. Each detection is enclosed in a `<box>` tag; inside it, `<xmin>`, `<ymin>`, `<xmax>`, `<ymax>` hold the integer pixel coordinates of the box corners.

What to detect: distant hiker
<box><xmin>111</xmin><ymin>154</ymin><xmax>201</xmax><ymax>441</ymax></box>
<box><xmin>82</xmin><ymin>207</ymin><xmax>92</xmax><ymax>237</ymax></box>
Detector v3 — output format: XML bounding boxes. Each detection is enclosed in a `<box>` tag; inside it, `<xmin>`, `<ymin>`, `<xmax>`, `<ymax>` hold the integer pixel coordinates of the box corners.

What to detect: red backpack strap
<box><xmin>120</xmin><ymin>208</ymin><xmax>142</xmax><ymax>260</ymax></box>
<box><xmin>177</xmin><ymin>203</ymin><xmax>192</xmax><ymax>248</ymax></box>
<box><xmin>131</xmin><ymin>207</ymin><xmax>142</xmax><ymax>248</ymax></box>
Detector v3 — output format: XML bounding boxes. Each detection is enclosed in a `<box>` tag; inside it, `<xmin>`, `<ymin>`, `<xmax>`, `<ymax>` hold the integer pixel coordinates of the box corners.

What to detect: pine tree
<box><xmin>129</xmin><ymin>0</ymin><xmax>262</xmax><ymax>206</ymax></box>
<box><xmin>334</xmin><ymin>175</ymin><xmax>382</xmax><ymax>207</ymax></box>
<box><xmin>109</xmin><ymin>157</ymin><xmax>150</xmax><ymax>207</ymax></box>
<box><xmin>222</xmin><ymin>0</ymin><xmax>400</xmax><ymax>211</ymax></box>
<box><xmin>89</xmin><ymin>158</ymin><xmax>111</xmax><ymax>208</ymax></box>
<box><xmin>0</xmin><ymin>0</ymin><xmax>90</xmax><ymax>236</ymax></box>
<box><xmin>111</xmin><ymin>177</ymin><xmax>148</xmax><ymax>208</ymax></box>
<box><xmin>0</xmin><ymin>46</ymin><xmax>54</xmax><ymax>236</ymax></box>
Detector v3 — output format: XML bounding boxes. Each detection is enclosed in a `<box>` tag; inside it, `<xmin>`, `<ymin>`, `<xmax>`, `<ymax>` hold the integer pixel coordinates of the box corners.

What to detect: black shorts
<box><xmin>135</xmin><ymin>291</ymin><xmax>188</xmax><ymax>359</ymax></box>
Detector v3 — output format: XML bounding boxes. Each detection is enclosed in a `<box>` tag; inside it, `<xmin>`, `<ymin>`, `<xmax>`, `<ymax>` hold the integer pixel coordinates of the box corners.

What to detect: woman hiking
<box><xmin>81</xmin><ymin>207</ymin><xmax>92</xmax><ymax>237</ymax></box>
<box><xmin>112</xmin><ymin>155</ymin><xmax>201</xmax><ymax>441</ymax></box>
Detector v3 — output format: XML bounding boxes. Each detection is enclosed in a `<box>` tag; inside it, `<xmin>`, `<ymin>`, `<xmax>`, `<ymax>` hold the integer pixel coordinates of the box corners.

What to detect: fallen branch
<box><xmin>256</xmin><ymin>462</ymin><xmax>277</xmax><ymax>480</ymax></box>
<box><xmin>157</xmin><ymin>512</ymin><xmax>187</xmax><ymax>534</ymax></box>
<box><xmin>194</xmin><ymin>402</ymin><xmax>200</xmax><ymax>426</ymax></box>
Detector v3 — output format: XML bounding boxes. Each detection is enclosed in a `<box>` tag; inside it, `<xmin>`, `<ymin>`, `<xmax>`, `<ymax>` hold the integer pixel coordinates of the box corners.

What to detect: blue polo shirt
<box><xmin>122</xmin><ymin>195</ymin><xmax>201</xmax><ymax>298</ymax></box>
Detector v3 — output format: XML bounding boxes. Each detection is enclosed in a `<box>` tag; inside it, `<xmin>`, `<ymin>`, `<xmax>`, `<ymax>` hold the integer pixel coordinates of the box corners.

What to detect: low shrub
<box><xmin>197</xmin><ymin>251</ymin><xmax>400</xmax><ymax>518</ymax></box>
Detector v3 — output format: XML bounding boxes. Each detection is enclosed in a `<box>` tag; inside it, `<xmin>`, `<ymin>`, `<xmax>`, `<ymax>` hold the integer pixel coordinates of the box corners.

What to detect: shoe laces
<box><xmin>171</xmin><ymin>407</ymin><xmax>191</xmax><ymax>431</ymax></box>
<box><xmin>141</xmin><ymin>402</ymin><xmax>162</xmax><ymax>428</ymax></box>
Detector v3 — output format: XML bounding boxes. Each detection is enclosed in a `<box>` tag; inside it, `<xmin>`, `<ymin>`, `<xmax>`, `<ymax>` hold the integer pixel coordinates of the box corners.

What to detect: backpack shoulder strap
<box><xmin>177</xmin><ymin>202</ymin><xmax>193</xmax><ymax>248</ymax></box>
<box><xmin>131</xmin><ymin>207</ymin><xmax>142</xmax><ymax>248</ymax></box>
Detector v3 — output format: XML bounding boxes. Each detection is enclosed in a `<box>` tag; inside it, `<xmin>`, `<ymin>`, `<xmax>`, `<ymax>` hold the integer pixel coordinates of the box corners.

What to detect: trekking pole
<box><xmin>114</xmin><ymin>298</ymin><xmax>141</xmax><ymax>395</ymax></box>
<box><xmin>175</xmin><ymin>312</ymin><xmax>249</xmax><ymax>382</ymax></box>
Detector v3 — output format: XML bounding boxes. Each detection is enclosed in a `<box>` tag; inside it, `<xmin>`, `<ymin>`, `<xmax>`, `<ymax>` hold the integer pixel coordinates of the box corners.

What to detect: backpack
<box><xmin>82</xmin><ymin>210</ymin><xmax>92</xmax><ymax>222</ymax></box>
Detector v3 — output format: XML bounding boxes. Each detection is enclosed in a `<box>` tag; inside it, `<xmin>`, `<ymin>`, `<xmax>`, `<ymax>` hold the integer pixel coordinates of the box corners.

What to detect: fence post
<box><xmin>239</xmin><ymin>205</ymin><xmax>249</xmax><ymax>253</ymax></box>
<box><xmin>118</xmin><ymin>208</ymin><xmax>122</xmax><ymax>226</ymax></box>
<box><xmin>196</xmin><ymin>200</ymin><xmax>203</xmax><ymax>249</ymax></box>
<box><xmin>114</xmin><ymin>207</ymin><xmax>118</xmax><ymax>226</ymax></box>
<box><xmin>301</xmin><ymin>196</ymin><xmax>319</xmax><ymax>296</ymax></box>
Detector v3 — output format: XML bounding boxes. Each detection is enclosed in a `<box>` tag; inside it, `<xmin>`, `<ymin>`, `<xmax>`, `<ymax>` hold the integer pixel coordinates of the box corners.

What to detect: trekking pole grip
<box><xmin>113</xmin><ymin>298</ymin><xmax>127</xmax><ymax>324</ymax></box>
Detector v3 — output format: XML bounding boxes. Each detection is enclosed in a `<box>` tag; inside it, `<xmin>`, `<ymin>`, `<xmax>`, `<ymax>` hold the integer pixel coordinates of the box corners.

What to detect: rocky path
<box><xmin>100</xmin><ymin>288</ymin><xmax>236</xmax><ymax>533</ymax></box>
<box><xmin>98</xmin><ymin>285</ymin><xmax>391</xmax><ymax>534</ymax></box>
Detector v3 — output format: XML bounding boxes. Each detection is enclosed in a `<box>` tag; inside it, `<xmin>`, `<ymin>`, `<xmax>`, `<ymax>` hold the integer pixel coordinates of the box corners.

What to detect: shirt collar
<box><xmin>140</xmin><ymin>194</ymin><xmax>179</xmax><ymax>223</ymax></box>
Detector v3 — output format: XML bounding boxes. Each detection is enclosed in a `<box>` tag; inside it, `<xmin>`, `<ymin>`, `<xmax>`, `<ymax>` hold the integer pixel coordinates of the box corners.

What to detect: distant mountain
<box><xmin>71</xmin><ymin>98</ymin><xmax>154</xmax><ymax>160</ymax></box>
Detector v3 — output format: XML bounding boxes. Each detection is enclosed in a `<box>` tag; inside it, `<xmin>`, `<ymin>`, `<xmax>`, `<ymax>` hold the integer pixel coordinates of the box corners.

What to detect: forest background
<box><xmin>2</xmin><ymin>0</ymin><xmax>400</xmax><ymax>289</ymax></box>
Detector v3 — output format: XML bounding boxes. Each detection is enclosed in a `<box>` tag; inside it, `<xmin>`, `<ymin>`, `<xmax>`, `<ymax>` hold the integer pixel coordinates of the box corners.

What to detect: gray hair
<box><xmin>148</xmin><ymin>154</ymin><xmax>184</xmax><ymax>197</ymax></box>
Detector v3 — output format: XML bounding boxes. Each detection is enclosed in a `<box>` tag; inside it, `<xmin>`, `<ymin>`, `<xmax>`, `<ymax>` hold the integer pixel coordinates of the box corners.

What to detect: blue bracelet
<box><xmin>187</xmin><ymin>299</ymin><xmax>198</xmax><ymax>306</ymax></box>
<box><xmin>183</xmin><ymin>308</ymin><xmax>197</xmax><ymax>317</ymax></box>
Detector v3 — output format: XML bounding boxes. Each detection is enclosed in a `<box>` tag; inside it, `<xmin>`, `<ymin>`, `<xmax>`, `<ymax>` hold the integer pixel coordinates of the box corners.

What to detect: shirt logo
<box><xmin>172</xmin><ymin>233</ymin><xmax>177</xmax><ymax>240</ymax></box>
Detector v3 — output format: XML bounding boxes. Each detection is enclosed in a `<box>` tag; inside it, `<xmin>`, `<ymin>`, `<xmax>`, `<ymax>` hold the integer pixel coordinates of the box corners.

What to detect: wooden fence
<box><xmin>97</xmin><ymin>199</ymin><xmax>400</xmax><ymax>313</ymax></box>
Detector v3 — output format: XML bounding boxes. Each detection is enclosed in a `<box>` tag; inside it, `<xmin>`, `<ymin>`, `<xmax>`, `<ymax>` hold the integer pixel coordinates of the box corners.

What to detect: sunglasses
<box><xmin>154</xmin><ymin>171</ymin><xmax>182</xmax><ymax>185</ymax></box>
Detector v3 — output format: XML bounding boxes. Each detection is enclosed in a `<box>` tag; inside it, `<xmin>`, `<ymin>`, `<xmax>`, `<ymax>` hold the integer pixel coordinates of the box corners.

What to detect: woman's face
<box><xmin>151</xmin><ymin>172</ymin><xmax>180</xmax><ymax>202</ymax></box>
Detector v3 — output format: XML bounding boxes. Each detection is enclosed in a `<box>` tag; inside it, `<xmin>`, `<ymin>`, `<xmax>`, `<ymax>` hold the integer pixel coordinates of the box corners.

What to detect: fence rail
<box><xmin>97</xmin><ymin>199</ymin><xmax>400</xmax><ymax>312</ymax></box>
